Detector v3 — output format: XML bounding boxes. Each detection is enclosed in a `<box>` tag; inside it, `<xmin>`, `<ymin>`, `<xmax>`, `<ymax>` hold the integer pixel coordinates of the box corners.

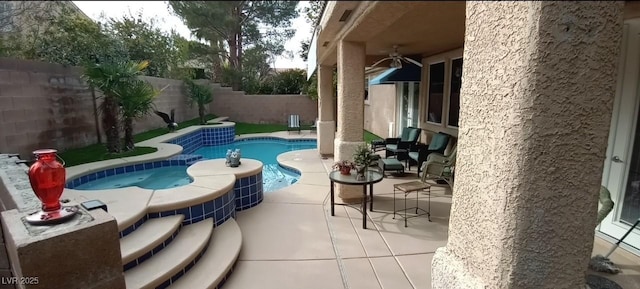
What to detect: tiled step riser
<box><xmin>156</xmin><ymin>239</ymin><xmax>211</xmax><ymax>289</ymax></box>
<box><xmin>147</xmin><ymin>189</ymin><xmax>236</xmax><ymax>227</ymax></box>
<box><xmin>120</xmin><ymin>216</ymin><xmax>148</xmax><ymax>238</ymax></box>
<box><xmin>123</xmin><ymin>226</ymin><xmax>182</xmax><ymax>271</ymax></box>
<box><xmin>211</xmin><ymin>260</ymin><xmax>238</xmax><ymax>289</ymax></box>
<box><xmin>120</xmin><ymin>188</ymin><xmax>236</xmax><ymax>238</ymax></box>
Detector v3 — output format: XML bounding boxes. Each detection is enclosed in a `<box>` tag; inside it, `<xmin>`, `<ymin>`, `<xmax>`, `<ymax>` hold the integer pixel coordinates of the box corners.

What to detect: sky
<box><xmin>72</xmin><ymin>1</ymin><xmax>312</xmax><ymax>69</ymax></box>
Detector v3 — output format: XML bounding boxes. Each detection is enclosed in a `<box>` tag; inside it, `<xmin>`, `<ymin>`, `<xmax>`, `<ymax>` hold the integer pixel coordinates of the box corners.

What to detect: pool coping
<box><xmin>63</xmin><ymin>124</ymin><xmax>318</xmax><ymax>232</ymax></box>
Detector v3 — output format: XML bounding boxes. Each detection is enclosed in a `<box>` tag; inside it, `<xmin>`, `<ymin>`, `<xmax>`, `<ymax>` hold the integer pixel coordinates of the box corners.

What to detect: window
<box><xmin>427</xmin><ymin>62</ymin><xmax>445</xmax><ymax>124</ymax></box>
<box><xmin>448</xmin><ymin>58</ymin><xmax>463</xmax><ymax>127</ymax></box>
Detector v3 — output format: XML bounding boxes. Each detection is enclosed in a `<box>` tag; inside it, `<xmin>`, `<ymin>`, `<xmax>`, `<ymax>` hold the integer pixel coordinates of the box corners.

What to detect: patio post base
<box><xmin>334</xmin><ymin>139</ymin><xmax>366</xmax><ymax>201</ymax></box>
<box><xmin>431</xmin><ymin>247</ymin><xmax>487</xmax><ymax>289</ymax></box>
<box><xmin>317</xmin><ymin>121</ymin><xmax>335</xmax><ymax>155</ymax></box>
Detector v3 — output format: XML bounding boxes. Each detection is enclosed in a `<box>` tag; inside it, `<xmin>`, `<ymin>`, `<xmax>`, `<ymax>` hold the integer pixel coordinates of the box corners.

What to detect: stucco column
<box><xmin>317</xmin><ymin>64</ymin><xmax>335</xmax><ymax>155</ymax></box>
<box><xmin>335</xmin><ymin>40</ymin><xmax>366</xmax><ymax>202</ymax></box>
<box><xmin>431</xmin><ymin>2</ymin><xmax>623</xmax><ymax>289</ymax></box>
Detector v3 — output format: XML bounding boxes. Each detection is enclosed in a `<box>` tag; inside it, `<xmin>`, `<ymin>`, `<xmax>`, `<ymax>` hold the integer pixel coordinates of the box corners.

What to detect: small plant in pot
<box><xmin>353</xmin><ymin>144</ymin><xmax>374</xmax><ymax>180</ymax></box>
<box><xmin>333</xmin><ymin>160</ymin><xmax>356</xmax><ymax>175</ymax></box>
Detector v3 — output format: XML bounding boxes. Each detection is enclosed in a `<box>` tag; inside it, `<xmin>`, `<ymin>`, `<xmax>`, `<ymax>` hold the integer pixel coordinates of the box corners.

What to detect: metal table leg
<box><xmin>330</xmin><ymin>180</ymin><xmax>335</xmax><ymax>216</ymax></box>
<box><xmin>369</xmin><ymin>183</ymin><xmax>374</xmax><ymax>211</ymax></box>
<box><xmin>362</xmin><ymin>185</ymin><xmax>367</xmax><ymax>229</ymax></box>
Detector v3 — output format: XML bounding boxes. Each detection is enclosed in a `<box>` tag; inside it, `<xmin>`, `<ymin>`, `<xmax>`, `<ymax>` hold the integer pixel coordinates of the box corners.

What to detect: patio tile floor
<box><xmin>224</xmin><ymin>144</ymin><xmax>451</xmax><ymax>289</ymax></box>
<box><xmin>223</xmin><ymin>137</ymin><xmax>640</xmax><ymax>289</ymax></box>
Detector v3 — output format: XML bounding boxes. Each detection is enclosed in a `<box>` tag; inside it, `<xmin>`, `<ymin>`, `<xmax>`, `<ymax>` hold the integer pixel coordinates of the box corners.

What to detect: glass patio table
<box><xmin>329</xmin><ymin>170</ymin><xmax>384</xmax><ymax>229</ymax></box>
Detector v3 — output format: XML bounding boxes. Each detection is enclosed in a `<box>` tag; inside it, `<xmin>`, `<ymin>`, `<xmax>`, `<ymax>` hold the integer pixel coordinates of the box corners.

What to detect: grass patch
<box><xmin>61</xmin><ymin>114</ymin><xmax>217</xmax><ymax>167</ymax></box>
<box><xmin>61</xmin><ymin>115</ymin><xmax>383</xmax><ymax>167</ymax></box>
<box><xmin>364</xmin><ymin>130</ymin><xmax>382</xmax><ymax>143</ymax></box>
<box><xmin>133</xmin><ymin>114</ymin><xmax>217</xmax><ymax>143</ymax></box>
<box><xmin>60</xmin><ymin>146</ymin><xmax>157</xmax><ymax>167</ymax></box>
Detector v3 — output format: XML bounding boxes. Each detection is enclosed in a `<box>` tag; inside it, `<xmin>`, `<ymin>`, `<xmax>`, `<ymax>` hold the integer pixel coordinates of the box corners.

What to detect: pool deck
<box><xmin>62</xmin><ymin>127</ymin><xmax>640</xmax><ymax>289</ymax></box>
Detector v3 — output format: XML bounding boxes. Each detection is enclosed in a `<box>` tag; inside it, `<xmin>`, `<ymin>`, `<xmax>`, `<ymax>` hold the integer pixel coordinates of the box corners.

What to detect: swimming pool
<box><xmin>193</xmin><ymin>138</ymin><xmax>317</xmax><ymax>192</ymax></box>
<box><xmin>71</xmin><ymin>138</ymin><xmax>317</xmax><ymax>192</ymax></box>
<box><xmin>73</xmin><ymin>166</ymin><xmax>191</xmax><ymax>190</ymax></box>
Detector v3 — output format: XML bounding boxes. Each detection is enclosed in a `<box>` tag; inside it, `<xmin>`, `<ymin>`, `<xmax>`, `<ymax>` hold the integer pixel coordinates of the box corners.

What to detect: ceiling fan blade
<box><xmin>371</xmin><ymin>57</ymin><xmax>392</xmax><ymax>68</ymax></box>
<box><xmin>402</xmin><ymin>57</ymin><xmax>423</xmax><ymax>67</ymax></box>
<box><xmin>365</xmin><ymin>66</ymin><xmax>387</xmax><ymax>74</ymax></box>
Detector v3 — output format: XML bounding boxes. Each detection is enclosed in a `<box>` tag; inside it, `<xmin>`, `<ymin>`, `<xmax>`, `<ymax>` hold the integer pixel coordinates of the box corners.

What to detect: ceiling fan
<box><xmin>370</xmin><ymin>45</ymin><xmax>423</xmax><ymax>69</ymax></box>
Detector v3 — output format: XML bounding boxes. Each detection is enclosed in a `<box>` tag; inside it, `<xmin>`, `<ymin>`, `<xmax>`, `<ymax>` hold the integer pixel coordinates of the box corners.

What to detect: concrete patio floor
<box><xmin>223</xmin><ymin>130</ymin><xmax>640</xmax><ymax>289</ymax></box>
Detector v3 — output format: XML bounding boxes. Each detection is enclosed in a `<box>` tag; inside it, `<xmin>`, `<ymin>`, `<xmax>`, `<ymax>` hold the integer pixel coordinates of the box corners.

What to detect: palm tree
<box><xmin>83</xmin><ymin>60</ymin><xmax>149</xmax><ymax>153</ymax></box>
<box><xmin>114</xmin><ymin>78</ymin><xmax>159</xmax><ymax>151</ymax></box>
<box><xmin>185</xmin><ymin>79</ymin><xmax>213</xmax><ymax>125</ymax></box>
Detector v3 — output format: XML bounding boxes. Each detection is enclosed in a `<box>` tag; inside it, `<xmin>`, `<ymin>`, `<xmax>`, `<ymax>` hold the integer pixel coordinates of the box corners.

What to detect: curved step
<box><xmin>125</xmin><ymin>218</ymin><xmax>213</xmax><ymax>289</ymax></box>
<box><xmin>168</xmin><ymin>219</ymin><xmax>242</xmax><ymax>289</ymax></box>
<box><xmin>121</xmin><ymin>215</ymin><xmax>184</xmax><ymax>266</ymax></box>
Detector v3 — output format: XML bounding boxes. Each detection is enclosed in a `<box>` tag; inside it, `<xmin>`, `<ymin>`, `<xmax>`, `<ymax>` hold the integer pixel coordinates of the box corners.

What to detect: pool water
<box><xmin>73</xmin><ymin>138</ymin><xmax>317</xmax><ymax>192</ymax></box>
<box><xmin>193</xmin><ymin>139</ymin><xmax>317</xmax><ymax>192</ymax></box>
<box><xmin>74</xmin><ymin>166</ymin><xmax>191</xmax><ymax>190</ymax></box>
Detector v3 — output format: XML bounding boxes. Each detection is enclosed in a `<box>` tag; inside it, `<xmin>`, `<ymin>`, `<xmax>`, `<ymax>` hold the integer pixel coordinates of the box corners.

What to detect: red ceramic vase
<box><xmin>28</xmin><ymin>149</ymin><xmax>65</xmax><ymax>212</ymax></box>
<box><xmin>340</xmin><ymin>166</ymin><xmax>351</xmax><ymax>175</ymax></box>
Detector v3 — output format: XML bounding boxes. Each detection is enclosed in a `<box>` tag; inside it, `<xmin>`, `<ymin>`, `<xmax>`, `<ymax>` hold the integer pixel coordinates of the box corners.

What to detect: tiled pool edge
<box><xmin>66</xmin><ymin>128</ymin><xmax>315</xmax><ymax>238</ymax></box>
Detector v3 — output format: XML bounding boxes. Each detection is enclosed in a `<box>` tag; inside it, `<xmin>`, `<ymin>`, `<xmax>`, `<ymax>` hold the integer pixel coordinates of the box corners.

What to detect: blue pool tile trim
<box><xmin>156</xmin><ymin>233</ymin><xmax>212</xmax><ymax>289</ymax></box>
<box><xmin>123</xmin><ymin>226</ymin><xmax>182</xmax><ymax>271</ymax></box>
<box><xmin>147</xmin><ymin>189</ymin><xmax>236</xmax><ymax>227</ymax></box>
<box><xmin>234</xmin><ymin>172</ymin><xmax>264</xmax><ymax>211</ymax></box>
<box><xmin>167</xmin><ymin>126</ymin><xmax>235</xmax><ymax>154</ymax></box>
<box><xmin>119</xmin><ymin>216</ymin><xmax>148</xmax><ymax>238</ymax></box>
<box><xmin>66</xmin><ymin>161</ymin><xmax>190</xmax><ymax>189</ymax></box>
<box><xmin>235</xmin><ymin>137</ymin><xmax>316</xmax><ymax>143</ymax></box>
<box><xmin>214</xmin><ymin>260</ymin><xmax>238</xmax><ymax>289</ymax></box>
<box><xmin>279</xmin><ymin>164</ymin><xmax>301</xmax><ymax>175</ymax></box>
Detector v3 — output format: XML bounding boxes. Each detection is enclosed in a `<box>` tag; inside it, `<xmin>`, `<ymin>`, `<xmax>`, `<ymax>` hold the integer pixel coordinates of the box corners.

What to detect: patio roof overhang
<box><xmin>314</xmin><ymin>1</ymin><xmax>466</xmax><ymax>68</ymax></box>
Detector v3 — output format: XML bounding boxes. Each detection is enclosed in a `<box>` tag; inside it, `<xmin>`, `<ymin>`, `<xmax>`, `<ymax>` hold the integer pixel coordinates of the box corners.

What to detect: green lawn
<box><xmin>61</xmin><ymin>114</ymin><xmax>218</xmax><ymax>167</ymax></box>
<box><xmin>61</xmin><ymin>115</ymin><xmax>383</xmax><ymax>167</ymax></box>
<box><xmin>364</xmin><ymin>130</ymin><xmax>382</xmax><ymax>143</ymax></box>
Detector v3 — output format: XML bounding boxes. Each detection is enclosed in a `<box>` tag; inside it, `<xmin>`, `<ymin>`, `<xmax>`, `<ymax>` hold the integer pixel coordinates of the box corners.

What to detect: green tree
<box><xmin>272</xmin><ymin>69</ymin><xmax>306</xmax><ymax>94</ymax></box>
<box><xmin>184</xmin><ymin>79</ymin><xmax>213</xmax><ymax>125</ymax></box>
<box><xmin>105</xmin><ymin>13</ymin><xmax>183</xmax><ymax>78</ymax></box>
<box><xmin>1</xmin><ymin>4</ymin><xmax>129</xmax><ymax>66</ymax></box>
<box><xmin>298</xmin><ymin>0</ymin><xmax>324</xmax><ymax>61</ymax></box>
<box><xmin>114</xmin><ymin>78</ymin><xmax>159</xmax><ymax>151</ymax></box>
<box><xmin>169</xmin><ymin>1</ymin><xmax>299</xmax><ymax>90</ymax></box>
<box><xmin>83</xmin><ymin>61</ymin><xmax>149</xmax><ymax>153</ymax></box>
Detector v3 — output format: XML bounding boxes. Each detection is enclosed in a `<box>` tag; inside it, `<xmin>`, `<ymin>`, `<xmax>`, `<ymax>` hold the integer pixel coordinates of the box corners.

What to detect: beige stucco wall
<box><xmin>208</xmin><ymin>87</ymin><xmax>318</xmax><ymax>125</ymax></box>
<box><xmin>0</xmin><ymin>58</ymin><xmax>317</xmax><ymax>158</ymax></box>
<box><xmin>432</xmin><ymin>1</ymin><xmax>623</xmax><ymax>288</ymax></box>
<box><xmin>364</xmin><ymin>84</ymin><xmax>395</xmax><ymax>138</ymax></box>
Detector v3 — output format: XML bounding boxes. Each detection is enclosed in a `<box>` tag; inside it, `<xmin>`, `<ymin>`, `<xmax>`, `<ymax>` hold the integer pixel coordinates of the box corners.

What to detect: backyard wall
<box><xmin>209</xmin><ymin>85</ymin><xmax>318</xmax><ymax>125</ymax></box>
<box><xmin>0</xmin><ymin>58</ymin><xmax>318</xmax><ymax>159</ymax></box>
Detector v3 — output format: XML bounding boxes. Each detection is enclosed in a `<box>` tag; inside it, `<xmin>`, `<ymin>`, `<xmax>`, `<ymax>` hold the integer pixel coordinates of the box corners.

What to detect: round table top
<box><xmin>329</xmin><ymin>170</ymin><xmax>384</xmax><ymax>185</ymax></box>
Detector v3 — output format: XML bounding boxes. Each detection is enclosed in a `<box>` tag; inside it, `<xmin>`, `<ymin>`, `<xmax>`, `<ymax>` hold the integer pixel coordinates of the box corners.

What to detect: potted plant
<box><xmin>333</xmin><ymin>160</ymin><xmax>356</xmax><ymax>175</ymax></box>
<box><xmin>353</xmin><ymin>144</ymin><xmax>374</xmax><ymax>180</ymax></box>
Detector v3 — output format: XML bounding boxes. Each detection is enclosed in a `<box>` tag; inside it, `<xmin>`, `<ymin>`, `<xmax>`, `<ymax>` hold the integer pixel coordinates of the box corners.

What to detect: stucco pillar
<box><xmin>317</xmin><ymin>64</ymin><xmax>335</xmax><ymax>155</ymax></box>
<box><xmin>335</xmin><ymin>40</ymin><xmax>366</xmax><ymax>202</ymax></box>
<box><xmin>431</xmin><ymin>2</ymin><xmax>623</xmax><ymax>289</ymax></box>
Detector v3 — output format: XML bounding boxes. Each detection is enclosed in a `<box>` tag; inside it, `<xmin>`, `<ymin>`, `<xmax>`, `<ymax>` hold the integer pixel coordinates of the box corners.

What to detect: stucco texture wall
<box><xmin>432</xmin><ymin>1</ymin><xmax>624</xmax><ymax>288</ymax></box>
<box><xmin>208</xmin><ymin>87</ymin><xmax>318</xmax><ymax>125</ymax></box>
<box><xmin>364</xmin><ymin>84</ymin><xmax>395</xmax><ymax>138</ymax></box>
<box><xmin>0</xmin><ymin>58</ymin><xmax>318</xmax><ymax>158</ymax></box>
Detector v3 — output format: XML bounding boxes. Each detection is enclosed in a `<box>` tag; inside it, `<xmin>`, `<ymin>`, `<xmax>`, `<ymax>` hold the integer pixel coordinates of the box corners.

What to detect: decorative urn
<box><xmin>25</xmin><ymin>149</ymin><xmax>77</xmax><ymax>225</ymax></box>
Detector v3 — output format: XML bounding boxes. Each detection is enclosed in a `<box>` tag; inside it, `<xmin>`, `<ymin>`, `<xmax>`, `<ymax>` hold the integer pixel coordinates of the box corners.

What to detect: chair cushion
<box><xmin>408</xmin><ymin>151</ymin><xmax>419</xmax><ymax>161</ymax></box>
<box><xmin>386</xmin><ymin>144</ymin><xmax>398</xmax><ymax>151</ymax></box>
<box><xmin>400</xmin><ymin>128</ymin><xmax>411</xmax><ymax>141</ymax></box>
<box><xmin>406</xmin><ymin>128</ymin><xmax>420</xmax><ymax>142</ymax></box>
<box><xmin>380</xmin><ymin>158</ymin><xmax>404</xmax><ymax>171</ymax></box>
<box><xmin>428</xmin><ymin>133</ymin><xmax>449</xmax><ymax>151</ymax></box>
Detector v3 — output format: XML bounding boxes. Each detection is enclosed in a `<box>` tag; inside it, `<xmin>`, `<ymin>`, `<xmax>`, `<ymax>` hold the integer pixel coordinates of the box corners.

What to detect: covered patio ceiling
<box><xmin>316</xmin><ymin>1</ymin><xmax>466</xmax><ymax>67</ymax></box>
